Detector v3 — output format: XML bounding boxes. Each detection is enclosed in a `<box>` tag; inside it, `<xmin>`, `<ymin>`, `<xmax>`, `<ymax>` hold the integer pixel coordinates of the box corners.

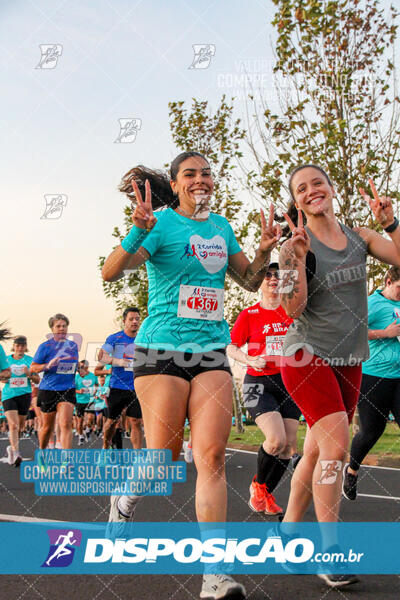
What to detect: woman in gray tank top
<box><xmin>278</xmin><ymin>165</ymin><xmax>400</xmax><ymax>588</ymax></box>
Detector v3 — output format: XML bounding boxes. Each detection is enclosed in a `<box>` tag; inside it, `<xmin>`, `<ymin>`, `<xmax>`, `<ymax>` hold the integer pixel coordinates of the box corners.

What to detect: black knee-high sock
<box><xmin>264</xmin><ymin>457</ymin><xmax>290</xmax><ymax>493</ymax></box>
<box><xmin>256</xmin><ymin>445</ymin><xmax>276</xmax><ymax>484</ymax></box>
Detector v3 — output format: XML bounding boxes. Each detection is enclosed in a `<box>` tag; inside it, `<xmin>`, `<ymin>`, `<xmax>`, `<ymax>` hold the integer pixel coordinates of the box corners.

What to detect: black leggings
<box><xmin>349</xmin><ymin>373</ymin><xmax>400</xmax><ymax>471</ymax></box>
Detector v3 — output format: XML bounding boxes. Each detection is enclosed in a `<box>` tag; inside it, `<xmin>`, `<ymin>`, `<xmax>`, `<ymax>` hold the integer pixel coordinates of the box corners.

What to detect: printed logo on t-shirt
<box><xmin>10</xmin><ymin>364</ymin><xmax>26</xmax><ymax>376</ymax></box>
<box><xmin>263</xmin><ymin>322</ymin><xmax>288</xmax><ymax>335</ymax></box>
<box><xmin>393</xmin><ymin>308</ymin><xmax>400</xmax><ymax>344</ymax></box>
<box><xmin>326</xmin><ymin>263</ymin><xmax>366</xmax><ymax>288</ymax></box>
<box><xmin>180</xmin><ymin>235</ymin><xmax>227</xmax><ymax>274</ymax></box>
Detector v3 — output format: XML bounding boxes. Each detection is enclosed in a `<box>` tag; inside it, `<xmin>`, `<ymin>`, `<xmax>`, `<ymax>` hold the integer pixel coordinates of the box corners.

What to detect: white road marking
<box><xmin>0</xmin><ymin>514</ymin><xmax>105</xmax><ymax>529</ymax></box>
<box><xmin>0</xmin><ymin>457</ymin><xmax>30</xmax><ymax>463</ymax></box>
<box><xmin>362</xmin><ymin>465</ymin><xmax>400</xmax><ymax>472</ymax></box>
<box><xmin>0</xmin><ymin>514</ymin><xmax>63</xmax><ymax>522</ymax></box>
<box><xmin>227</xmin><ymin>448</ymin><xmax>400</xmax><ymax>471</ymax></box>
<box><xmin>358</xmin><ymin>493</ymin><xmax>400</xmax><ymax>501</ymax></box>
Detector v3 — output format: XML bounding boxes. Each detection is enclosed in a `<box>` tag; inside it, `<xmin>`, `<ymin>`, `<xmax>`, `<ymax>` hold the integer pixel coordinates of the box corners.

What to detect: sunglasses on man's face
<box><xmin>265</xmin><ymin>271</ymin><xmax>280</xmax><ymax>280</ymax></box>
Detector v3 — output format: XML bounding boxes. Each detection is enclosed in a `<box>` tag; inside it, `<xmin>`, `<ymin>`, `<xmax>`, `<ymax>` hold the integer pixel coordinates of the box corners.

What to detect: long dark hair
<box><xmin>0</xmin><ymin>323</ymin><xmax>11</xmax><ymax>341</ymax></box>
<box><xmin>119</xmin><ymin>151</ymin><xmax>209</xmax><ymax>210</ymax></box>
<box><xmin>280</xmin><ymin>164</ymin><xmax>333</xmax><ymax>237</ymax></box>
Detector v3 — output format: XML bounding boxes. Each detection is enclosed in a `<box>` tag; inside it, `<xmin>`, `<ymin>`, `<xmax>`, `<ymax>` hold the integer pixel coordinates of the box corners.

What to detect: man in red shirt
<box><xmin>228</xmin><ymin>263</ymin><xmax>301</xmax><ymax>515</ymax></box>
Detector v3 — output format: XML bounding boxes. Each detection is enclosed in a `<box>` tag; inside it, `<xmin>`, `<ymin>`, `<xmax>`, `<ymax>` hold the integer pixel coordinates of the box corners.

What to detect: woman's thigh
<box><xmin>188</xmin><ymin>371</ymin><xmax>233</xmax><ymax>459</ymax></box>
<box><xmin>135</xmin><ymin>374</ymin><xmax>190</xmax><ymax>457</ymax></box>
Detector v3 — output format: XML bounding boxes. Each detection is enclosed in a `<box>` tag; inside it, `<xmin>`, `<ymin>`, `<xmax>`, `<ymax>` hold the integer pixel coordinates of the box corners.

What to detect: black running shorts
<box><xmin>2</xmin><ymin>393</ymin><xmax>31</xmax><ymax>416</ymax></box>
<box><xmin>38</xmin><ymin>388</ymin><xmax>76</xmax><ymax>414</ymax></box>
<box><xmin>106</xmin><ymin>388</ymin><xmax>142</xmax><ymax>420</ymax></box>
<box><xmin>243</xmin><ymin>373</ymin><xmax>301</xmax><ymax>421</ymax></box>
<box><xmin>133</xmin><ymin>347</ymin><xmax>232</xmax><ymax>382</ymax></box>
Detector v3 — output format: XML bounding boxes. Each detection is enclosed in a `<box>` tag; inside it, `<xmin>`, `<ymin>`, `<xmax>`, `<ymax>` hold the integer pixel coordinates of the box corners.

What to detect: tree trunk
<box><xmin>232</xmin><ymin>377</ymin><xmax>244</xmax><ymax>433</ymax></box>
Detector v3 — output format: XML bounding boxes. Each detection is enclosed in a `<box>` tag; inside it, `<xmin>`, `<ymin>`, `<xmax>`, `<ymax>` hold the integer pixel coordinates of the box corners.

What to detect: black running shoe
<box><xmin>342</xmin><ymin>463</ymin><xmax>358</xmax><ymax>501</ymax></box>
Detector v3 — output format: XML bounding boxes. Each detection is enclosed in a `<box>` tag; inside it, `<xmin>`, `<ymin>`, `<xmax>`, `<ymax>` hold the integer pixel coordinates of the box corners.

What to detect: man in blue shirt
<box><xmin>31</xmin><ymin>313</ymin><xmax>79</xmax><ymax>450</ymax></box>
<box><xmin>95</xmin><ymin>307</ymin><xmax>143</xmax><ymax>449</ymax></box>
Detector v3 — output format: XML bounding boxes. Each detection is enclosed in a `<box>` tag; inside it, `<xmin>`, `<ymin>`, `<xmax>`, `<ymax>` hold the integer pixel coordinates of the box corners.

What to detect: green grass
<box><xmin>227</xmin><ymin>422</ymin><xmax>400</xmax><ymax>458</ymax></box>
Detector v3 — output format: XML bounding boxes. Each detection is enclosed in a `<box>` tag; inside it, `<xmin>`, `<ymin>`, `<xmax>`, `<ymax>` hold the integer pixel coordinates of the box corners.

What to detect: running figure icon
<box><xmin>45</xmin><ymin>531</ymin><xmax>77</xmax><ymax>566</ymax></box>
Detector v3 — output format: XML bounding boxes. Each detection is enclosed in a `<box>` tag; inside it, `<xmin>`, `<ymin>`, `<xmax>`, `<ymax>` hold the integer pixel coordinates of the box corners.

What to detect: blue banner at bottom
<box><xmin>0</xmin><ymin>522</ymin><xmax>398</xmax><ymax>574</ymax></box>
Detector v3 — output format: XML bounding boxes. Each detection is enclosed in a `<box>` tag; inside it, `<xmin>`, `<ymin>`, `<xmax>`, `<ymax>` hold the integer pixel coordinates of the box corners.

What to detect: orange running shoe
<box><xmin>248</xmin><ymin>476</ymin><xmax>266</xmax><ymax>513</ymax></box>
<box><xmin>264</xmin><ymin>489</ymin><xmax>283</xmax><ymax>516</ymax></box>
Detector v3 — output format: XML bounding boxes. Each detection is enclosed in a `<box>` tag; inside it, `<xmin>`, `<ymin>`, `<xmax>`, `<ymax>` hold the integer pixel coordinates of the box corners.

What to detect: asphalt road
<box><xmin>0</xmin><ymin>435</ymin><xmax>399</xmax><ymax>599</ymax></box>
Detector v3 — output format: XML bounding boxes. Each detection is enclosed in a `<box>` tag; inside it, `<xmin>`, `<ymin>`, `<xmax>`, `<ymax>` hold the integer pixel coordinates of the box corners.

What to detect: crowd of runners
<box><xmin>1</xmin><ymin>155</ymin><xmax>400</xmax><ymax>599</ymax></box>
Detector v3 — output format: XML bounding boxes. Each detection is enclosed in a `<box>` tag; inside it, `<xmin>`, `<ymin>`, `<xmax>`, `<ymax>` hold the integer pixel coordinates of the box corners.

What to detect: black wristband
<box><xmin>384</xmin><ymin>217</ymin><xmax>399</xmax><ymax>233</ymax></box>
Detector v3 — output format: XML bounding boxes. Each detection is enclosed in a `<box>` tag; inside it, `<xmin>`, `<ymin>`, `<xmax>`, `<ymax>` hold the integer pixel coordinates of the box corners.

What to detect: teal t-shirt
<box><xmin>2</xmin><ymin>354</ymin><xmax>33</xmax><ymax>400</ymax></box>
<box><xmin>135</xmin><ymin>208</ymin><xmax>241</xmax><ymax>352</ymax></box>
<box><xmin>75</xmin><ymin>372</ymin><xmax>98</xmax><ymax>404</ymax></box>
<box><xmin>0</xmin><ymin>344</ymin><xmax>8</xmax><ymax>371</ymax></box>
<box><xmin>362</xmin><ymin>289</ymin><xmax>400</xmax><ymax>378</ymax></box>
<box><xmin>94</xmin><ymin>384</ymin><xmax>109</xmax><ymax>410</ymax></box>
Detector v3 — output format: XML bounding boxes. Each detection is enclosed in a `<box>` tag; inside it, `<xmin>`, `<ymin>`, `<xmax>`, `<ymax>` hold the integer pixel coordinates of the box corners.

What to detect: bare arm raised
<box><xmin>279</xmin><ymin>209</ymin><xmax>310</xmax><ymax>319</ymax></box>
<box><xmin>355</xmin><ymin>179</ymin><xmax>400</xmax><ymax>267</ymax></box>
<box><xmin>227</xmin><ymin>204</ymin><xmax>282</xmax><ymax>292</ymax></box>
<box><xmin>102</xmin><ymin>179</ymin><xmax>156</xmax><ymax>282</ymax></box>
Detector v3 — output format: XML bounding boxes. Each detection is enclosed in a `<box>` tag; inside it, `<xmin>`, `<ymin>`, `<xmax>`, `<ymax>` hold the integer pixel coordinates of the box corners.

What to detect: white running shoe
<box><xmin>55</xmin><ymin>441</ymin><xmax>62</xmax><ymax>450</ymax></box>
<box><xmin>78</xmin><ymin>436</ymin><xmax>85</xmax><ymax>446</ymax></box>
<box><xmin>48</xmin><ymin>441</ymin><xmax>55</xmax><ymax>449</ymax></box>
<box><xmin>183</xmin><ymin>441</ymin><xmax>193</xmax><ymax>463</ymax></box>
<box><xmin>200</xmin><ymin>573</ymin><xmax>246</xmax><ymax>599</ymax></box>
<box><xmin>106</xmin><ymin>496</ymin><xmax>136</xmax><ymax>540</ymax></box>
<box><xmin>6</xmin><ymin>446</ymin><xmax>14</xmax><ymax>466</ymax></box>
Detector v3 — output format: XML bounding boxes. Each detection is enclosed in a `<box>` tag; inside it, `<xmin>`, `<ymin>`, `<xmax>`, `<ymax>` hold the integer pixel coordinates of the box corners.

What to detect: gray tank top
<box><xmin>283</xmin><ymin>224</ymin><xmax>369</xmax><ymax>364</ymax></box>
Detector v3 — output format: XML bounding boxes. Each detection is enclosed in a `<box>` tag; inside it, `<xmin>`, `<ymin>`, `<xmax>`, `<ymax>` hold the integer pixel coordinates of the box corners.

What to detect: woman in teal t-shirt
<box><xmin>2</xmin><ymin>336</ymin><xmax>39</xmax><ymax>466</ymax></box>
<box><xmin>102</xmin><ymin>151</ymin><xmax>281</xmax><ymax>600</ymax></box>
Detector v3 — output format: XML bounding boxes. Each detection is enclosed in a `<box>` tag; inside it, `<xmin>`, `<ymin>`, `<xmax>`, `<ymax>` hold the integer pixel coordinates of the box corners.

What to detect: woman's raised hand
<box><xmin>131</xmin><ymin>179</ymin><xmax>157</xmax><ymax>230</ymax></box>
<box><xmin>259</xmin><ymin>204</ymin><xmax>282</xmax><ymax>253</ymax></box>
<box><xmin>359</xmin><ymin>179</ymin><xmax>395</xmax><ymax>228</ymax></box>
<box><xmin>283</xmin><ymin>209</ymin><xmax>310</xmax><ymax>259</ymax></box>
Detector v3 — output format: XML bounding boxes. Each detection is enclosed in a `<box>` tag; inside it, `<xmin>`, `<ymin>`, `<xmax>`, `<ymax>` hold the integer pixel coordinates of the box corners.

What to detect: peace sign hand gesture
<box><xmin>283</xmin><ymin>209</ymin><xmax>310</xmax><ymax>259</ymax></box>
<box><xmin>131</xmin><ymin>179</ymin><xmax>157</xmax><ymax>231</ymax></box>
<box><xmin>359</xmin><ymin>179</ymin><xmax>394</xmax><ymax>228</ymax></box>
<box><xmin>258</xmin><ymin>204</ymin><xmax>282</xmax><ymax>253</ymax></box>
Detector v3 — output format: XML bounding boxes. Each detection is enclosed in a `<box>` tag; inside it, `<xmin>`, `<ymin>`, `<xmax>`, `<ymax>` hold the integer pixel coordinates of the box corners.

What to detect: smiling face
<box><xmin>260</xmin><ymin>266</ymin><xmax>280</xmax><ymax>298</ymax></box>
<box><xmin>12</xmin><ymin>342</ymin><xmax>27</xmax><ymax>358</ymax></box>
<box><xmin>170</xmin><ymin>156</ymin><xmax>213</xmax><ymax>212</ymax></box>
<box><xmin>290</xmin><ymin>167</ymin><xmax>335</xmax><ymax>217</ymax></box>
